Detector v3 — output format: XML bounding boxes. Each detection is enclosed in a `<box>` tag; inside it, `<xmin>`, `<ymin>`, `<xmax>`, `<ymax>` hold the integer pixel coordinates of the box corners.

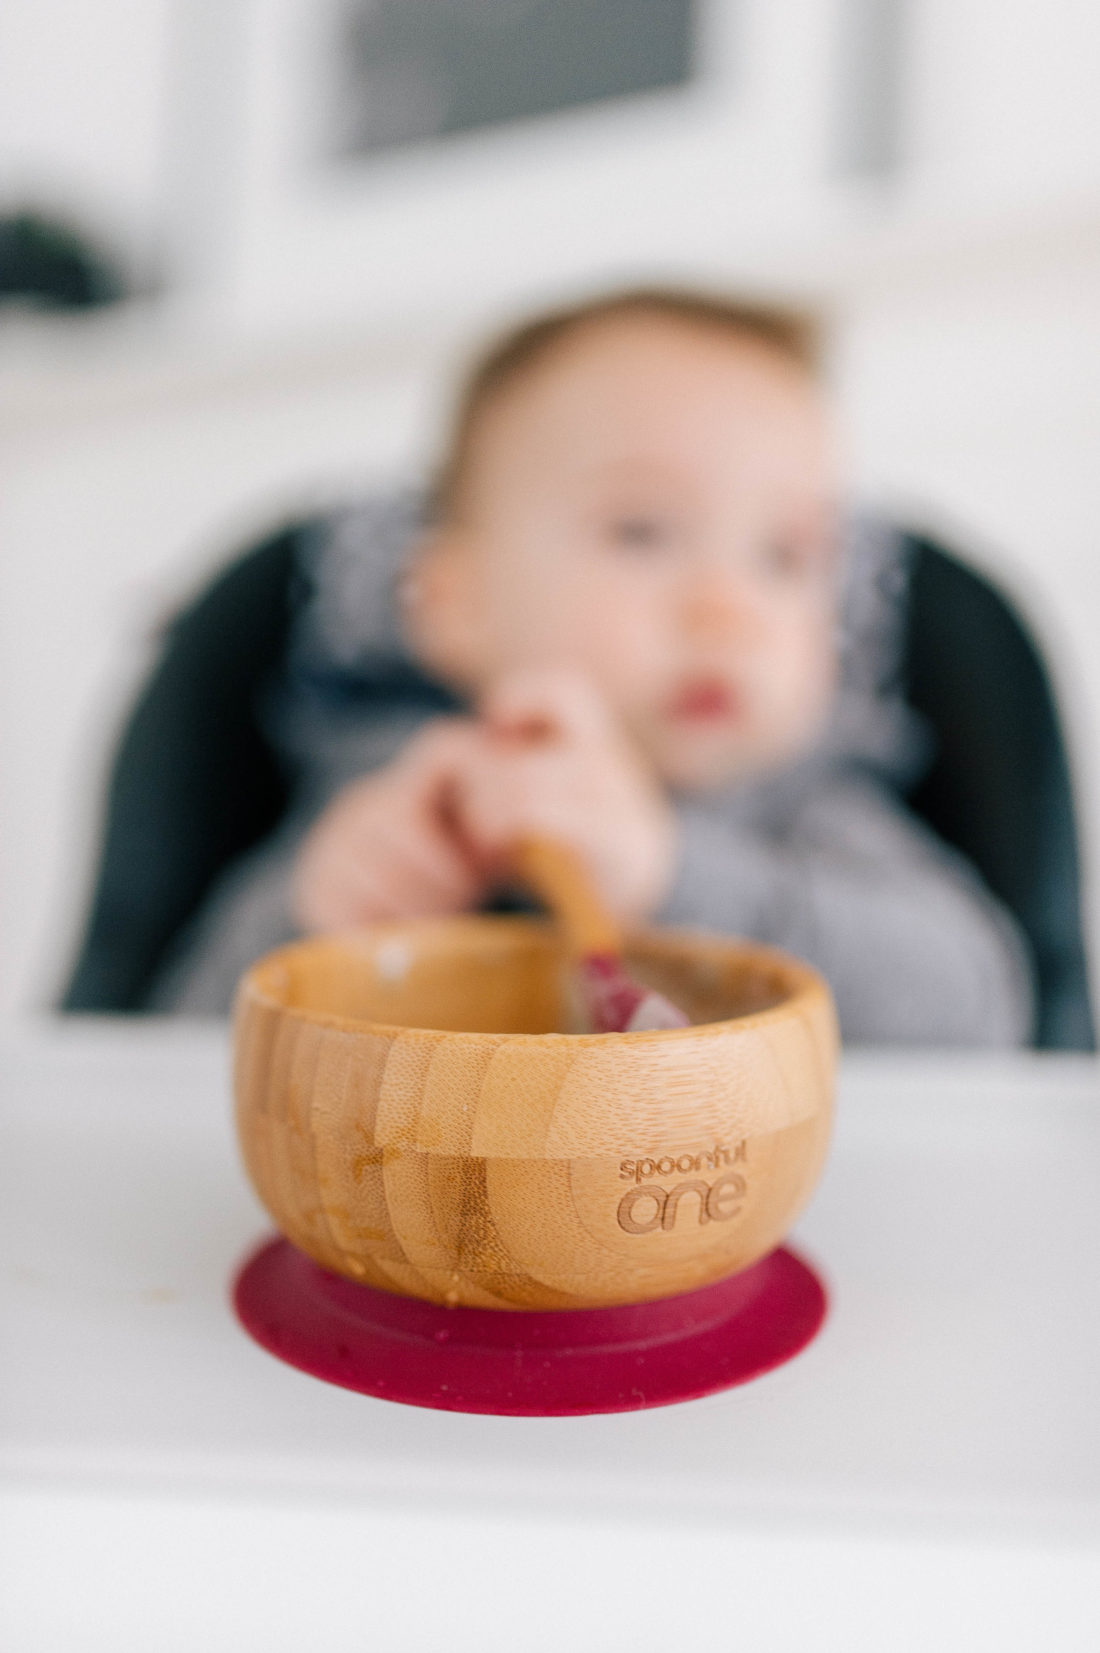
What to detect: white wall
<box><xmin>0</xmin><ymin>0</ymin><xmax>173</xmax><ymax>275</ymax></box>
<box><xmin>3</xmin><ymin>0</ymin><xmax>1099</xmax><ymax>1015</ymax></box>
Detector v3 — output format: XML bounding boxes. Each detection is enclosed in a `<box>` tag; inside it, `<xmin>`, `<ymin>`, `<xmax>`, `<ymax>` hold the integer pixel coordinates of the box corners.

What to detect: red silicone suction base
<box><xmin>233</xmin><ymin>1238</ymin><xmax>827</xmax><ymax>1416</ymax></box>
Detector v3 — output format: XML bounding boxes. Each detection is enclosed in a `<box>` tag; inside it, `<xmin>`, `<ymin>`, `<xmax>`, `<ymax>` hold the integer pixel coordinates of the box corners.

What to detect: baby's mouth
<box><xmin>666</xmin><ymin>676</ymin><xmax>743</xmax><ymax>724</ymax></box>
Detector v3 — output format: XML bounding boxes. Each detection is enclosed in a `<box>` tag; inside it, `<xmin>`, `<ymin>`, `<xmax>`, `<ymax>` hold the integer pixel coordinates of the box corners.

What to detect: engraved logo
<box><xmin>615</xmin><ymin>1142</ymin><xmax>747</xmax><ymax>1235</ymax></box>
<box><xmin>619</xmin><ymin>1141</ymin><xmax>745</xmax><ymax>1184</ymax></box>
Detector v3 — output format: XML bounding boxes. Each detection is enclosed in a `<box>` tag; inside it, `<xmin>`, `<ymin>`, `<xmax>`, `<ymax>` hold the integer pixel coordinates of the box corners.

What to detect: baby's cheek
<box><xmin>493</xmin><ymin>561</ymin><xmax>626</xmax><ymax>672</ymax></box>
<box><xmin>781</xmin><ymin>622</ymin><xmax>837</xmax><ymax>741</ymax></box>
<box><xmin>737</xmin><ymin>617</ymin><xmax>831</xmax><ymax>768</ymax></box>
<box><xmin>486</xmin><ymin>578</ymin><xmax>569</xmax><ymax>667</ymax></box>
<box><xmin>568</xmin><ymin>598</ymin><xmax>664</xmax><ymax>702</ymax></box>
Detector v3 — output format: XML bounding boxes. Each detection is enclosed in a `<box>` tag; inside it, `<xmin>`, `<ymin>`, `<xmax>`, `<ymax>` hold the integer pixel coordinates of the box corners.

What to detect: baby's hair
<box><xmin>431</xmin><ymin>285</ymin><xmax>822</xmax><ymax>522</ymax></box>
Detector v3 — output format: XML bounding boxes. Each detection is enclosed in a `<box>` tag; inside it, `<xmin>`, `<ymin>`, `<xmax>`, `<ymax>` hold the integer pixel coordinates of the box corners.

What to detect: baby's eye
<box><xmin>606</xmin><ymin>514</ymin><xmax>674</xmax><ymax>552</ymax></box>
<box><xmin>759</xmin><ymin>537</ymin><xmax>822</xmax><ymax>580</ymax></box>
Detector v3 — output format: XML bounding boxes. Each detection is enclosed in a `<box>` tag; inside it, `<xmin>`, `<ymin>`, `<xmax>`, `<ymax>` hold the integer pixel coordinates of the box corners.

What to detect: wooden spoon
<box><xmin>513</xmin><ymin>837</ymin><xmax>690</xmax><ymax>1033</ymax></box>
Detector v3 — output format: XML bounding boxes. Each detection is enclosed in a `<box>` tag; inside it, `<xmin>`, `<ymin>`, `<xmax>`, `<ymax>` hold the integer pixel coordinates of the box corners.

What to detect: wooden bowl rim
<box><xmin>235</xmin><ymin>916</ymin><xmax>830</xmax><ymax>1046</ymax></box>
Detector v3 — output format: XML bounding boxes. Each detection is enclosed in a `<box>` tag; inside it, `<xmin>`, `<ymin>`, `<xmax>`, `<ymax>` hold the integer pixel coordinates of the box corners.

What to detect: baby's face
<box><xmin>409</xmin><ymin>315</ymin><xmax>839</xmax><ymax>790</ymax></box>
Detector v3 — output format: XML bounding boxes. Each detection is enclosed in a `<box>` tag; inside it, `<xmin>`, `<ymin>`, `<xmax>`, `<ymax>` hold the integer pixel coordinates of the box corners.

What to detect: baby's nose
<box><xmin>679</xmin><ymin>568</ymin><xmax>763</xmax><ymax>640</ymax></box>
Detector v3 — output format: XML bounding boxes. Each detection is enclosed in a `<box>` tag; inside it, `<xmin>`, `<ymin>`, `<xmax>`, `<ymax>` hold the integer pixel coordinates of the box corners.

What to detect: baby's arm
<box><xmin>149</xmin><ymin>719</ymin><xmax>487</xmax><ymax>1015</ymax></box>
<box><xmin>662</xmin><ymin>776</ymin><xmax>1033</xmax><ymax>1045</ymax></box>
<box><xmin>147</xmin><ymin>826</ymin><xmax>308</xmax><ymax>1015</ymax></box>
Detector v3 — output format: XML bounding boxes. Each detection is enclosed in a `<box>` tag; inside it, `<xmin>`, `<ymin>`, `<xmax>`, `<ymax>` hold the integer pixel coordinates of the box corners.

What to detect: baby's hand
<box><xmin>291</xmin><ymin>720</ymin><xmax>488</xmax><ymax>932</ymax></box>
<box><xmin>456</xmin><ymin>669</ymin><xmax>676</xmax><ymax>921</ymax></box>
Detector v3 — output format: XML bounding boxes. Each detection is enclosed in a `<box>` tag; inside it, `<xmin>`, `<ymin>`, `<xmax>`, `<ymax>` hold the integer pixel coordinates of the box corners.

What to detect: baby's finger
<box><xmin>453</xmin><ymin>749</ymin><xmax>583</xmax><ymax>859</ymax></box>
<box><xmin>367</xmin><ymin>815</ymin><xmax>481</xmax><ymax>905</ymax></box>
<box><xmin>400</xmin><ymin>717</ymin><xmax>486</xmax><ymax>784</ymax></box>
<box><xmin>337</xmin><ymin>854</ymin><xmax>467</xmax><ymax>923</ymax></box>
<box><xmin>481</xmin><ymin>666</ymin><xmax>615</xmax><ymax>748</ymax></box>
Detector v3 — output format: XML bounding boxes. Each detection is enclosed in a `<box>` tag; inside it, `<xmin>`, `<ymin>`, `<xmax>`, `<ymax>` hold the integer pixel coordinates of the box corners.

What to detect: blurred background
<box><xmin>2</xmin><ymin>0</ymin><xmax>1098</xmax><ymax>1018</ymax></box>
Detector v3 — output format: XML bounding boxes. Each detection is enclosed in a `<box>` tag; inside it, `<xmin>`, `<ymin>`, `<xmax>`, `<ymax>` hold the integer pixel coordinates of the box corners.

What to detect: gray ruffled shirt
<box><xmin>151</xmin><ymin>498</ymin><xmax>1033</xmax><ymax>1044</ymax></box>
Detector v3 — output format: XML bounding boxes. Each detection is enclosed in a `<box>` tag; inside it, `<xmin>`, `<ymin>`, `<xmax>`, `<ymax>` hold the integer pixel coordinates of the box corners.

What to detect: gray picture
<box><xmin>328</xmin><ymin>0</ymin><xmax>698</xmax><ymax>157</ymax></box>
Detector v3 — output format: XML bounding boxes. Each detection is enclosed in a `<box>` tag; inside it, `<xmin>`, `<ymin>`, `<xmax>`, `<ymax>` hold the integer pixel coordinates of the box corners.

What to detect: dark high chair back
<box><xmin>62</xmin><ymin>522</ymin><xmax>1095</xmax><ymax>1047</ymax></box>
<box><xmin>62</xmin><ymin>526</ymin><xmax>308</xmax><ymax>1015</ymax></box>
<box><xmin>902</xmin><ymin>538</ymin><xmax>1093</xmax><ymax>1049</ymax></box>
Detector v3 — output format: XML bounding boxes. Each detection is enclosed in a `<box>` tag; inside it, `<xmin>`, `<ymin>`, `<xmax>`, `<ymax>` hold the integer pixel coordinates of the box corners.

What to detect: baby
<box><xmin>154</xmin><ymin>288</ymin><xmax>1032</xmax><ymax>1042</ymax></box>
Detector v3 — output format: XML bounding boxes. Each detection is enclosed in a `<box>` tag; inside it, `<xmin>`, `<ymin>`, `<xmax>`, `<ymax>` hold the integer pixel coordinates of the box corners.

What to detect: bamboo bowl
<box><xmin>233</xmin><ymin>918</ymin><xmax>837</xmax><ymax>1311</ymax></box>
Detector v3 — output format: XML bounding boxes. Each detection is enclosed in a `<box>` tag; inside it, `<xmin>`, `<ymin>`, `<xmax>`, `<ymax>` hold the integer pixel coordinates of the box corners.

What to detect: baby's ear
<box><xmin>400</xmin><ymin>529</ymin><xmax>482</xmax><ymax>686</ymax></box>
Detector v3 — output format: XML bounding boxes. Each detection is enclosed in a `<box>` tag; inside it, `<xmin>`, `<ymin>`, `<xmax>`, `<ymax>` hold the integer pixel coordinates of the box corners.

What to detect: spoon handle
<box><xmin>512</xmin><ymin>836</ymin><xmax>622</xmax><ymax>959</ymax></box>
